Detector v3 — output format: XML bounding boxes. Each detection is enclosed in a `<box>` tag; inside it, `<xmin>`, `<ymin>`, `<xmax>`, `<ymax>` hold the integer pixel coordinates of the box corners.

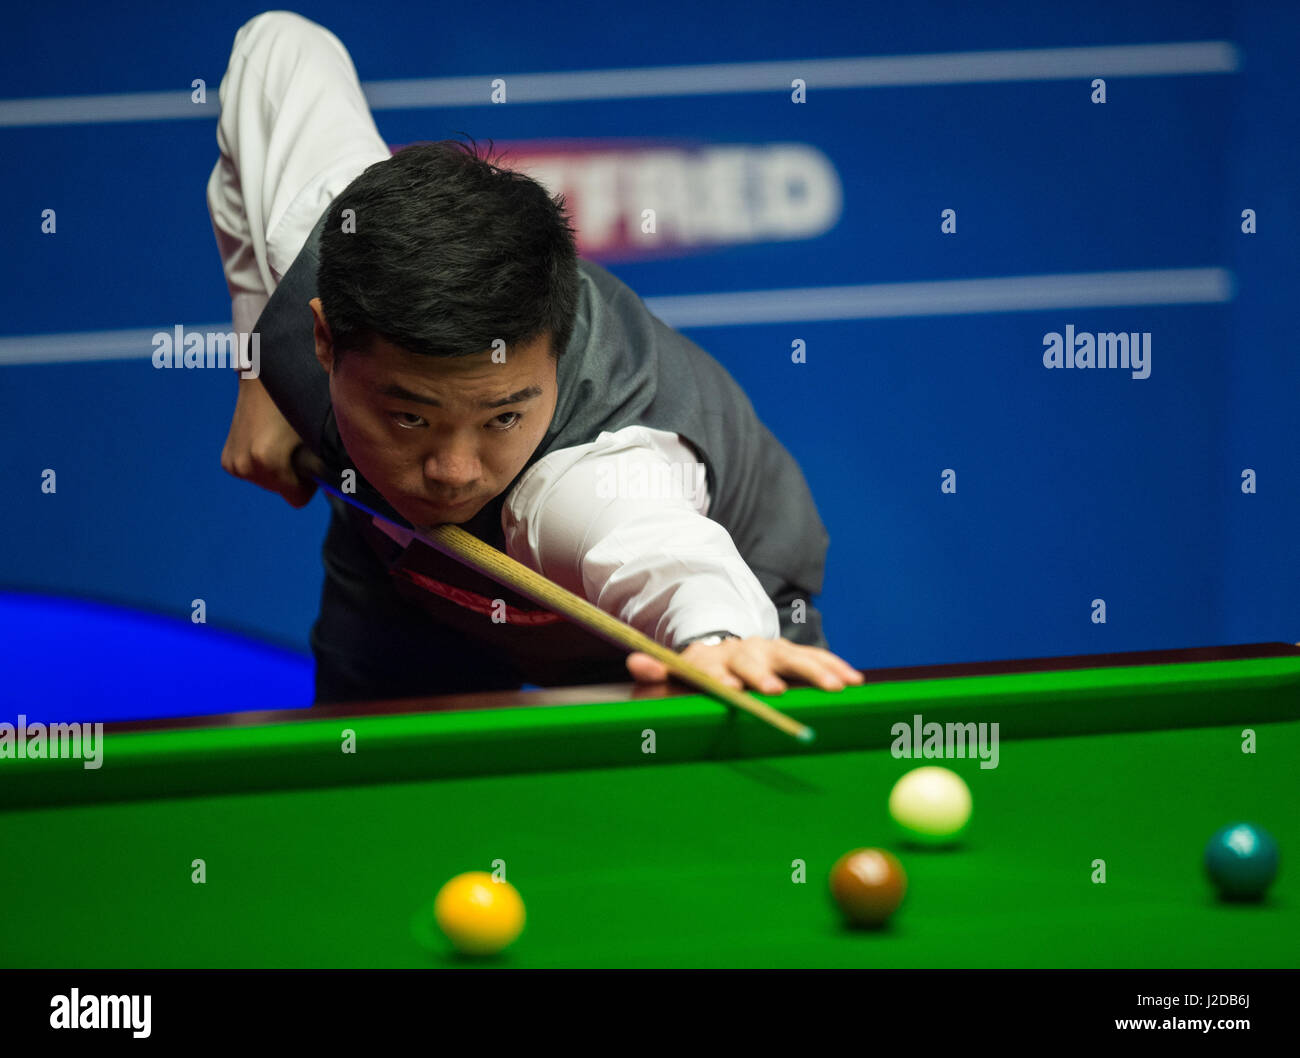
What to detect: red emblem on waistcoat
<box><xmin>392</xmin><ymin>568</ymin><xmax>565</xmax><ymax>626</ymax></box>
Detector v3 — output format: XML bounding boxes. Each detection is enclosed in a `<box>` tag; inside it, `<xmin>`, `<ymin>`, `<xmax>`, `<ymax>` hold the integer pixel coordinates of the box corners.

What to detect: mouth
<box><xmin>417</xmin><ymin>495</ymin><xmax>479</xmax><ymax>517</ymax></box>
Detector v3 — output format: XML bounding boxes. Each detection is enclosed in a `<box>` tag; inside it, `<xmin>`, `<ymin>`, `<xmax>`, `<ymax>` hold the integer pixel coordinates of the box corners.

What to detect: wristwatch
<box><xmin>679</xmin><ymin>630</ymin><xmax>740</xmax><ymax>649</ymax></box>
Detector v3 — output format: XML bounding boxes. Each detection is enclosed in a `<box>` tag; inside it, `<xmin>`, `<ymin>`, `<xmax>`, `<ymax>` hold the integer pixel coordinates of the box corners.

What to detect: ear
<box><xmin>309</xmin><ymin>298</ymin><xmax>335</xmax><ymax>374</ymax></box>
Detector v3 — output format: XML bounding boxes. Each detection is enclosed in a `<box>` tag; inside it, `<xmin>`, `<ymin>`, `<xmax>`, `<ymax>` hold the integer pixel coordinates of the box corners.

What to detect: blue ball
<box><xmin>1204</xmin><ymin>823</ymin><xmax>1279</xmax><ymax>901</ymax></box>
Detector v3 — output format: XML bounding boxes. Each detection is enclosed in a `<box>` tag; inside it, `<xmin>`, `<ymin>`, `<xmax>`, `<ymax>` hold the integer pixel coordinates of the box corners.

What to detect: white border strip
<box><xmin>0</xmin><ymin>41</ymin><xmax>1239</xmax><ymax>127</ymax></box>
<box><xmin>0</xmin><ymin>92</ymin><xmax>217</xmax><ymax>127</ymax></box>
<box><xmin>369</xmin><ymin>42</ymin><xmax>1240</xmax><ymax>108</ymax></box>
<box><xmin>0</xmin><ymin>325</ymin><xmax>228</xmax><ymax>366</ymax></box>
<box><xmin>645</xmin><ymin>268</ymin><xmax>1234</xmax><ymax>327</ymax></box>
<box><xmin>0</xmin><ymin>269</ymin><xmax>1232</xmax><ymax>364</ymax></box>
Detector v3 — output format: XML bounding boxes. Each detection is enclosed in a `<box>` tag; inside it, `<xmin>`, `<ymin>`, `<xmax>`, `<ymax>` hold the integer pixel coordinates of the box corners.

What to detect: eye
<box><xmin>489</xmin><ymin>412</ymin><xmax>522</xmax><ymax>430</ymax></box>
<box><xmin>391</xmin><ymin>411</ymin><xmax>427</xmax><ymax>429</ymax></box>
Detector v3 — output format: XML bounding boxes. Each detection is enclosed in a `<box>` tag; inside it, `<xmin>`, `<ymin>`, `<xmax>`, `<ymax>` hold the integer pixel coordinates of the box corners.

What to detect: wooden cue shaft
<box><xmin>424</xmin><ymin>523</ymin><xmax>813</xmax><ymax>740</ymax></box>
<box><xmin>293</xmin><ymin>448</ymin><xmax>814</xmax><ymax>741</ymax></box>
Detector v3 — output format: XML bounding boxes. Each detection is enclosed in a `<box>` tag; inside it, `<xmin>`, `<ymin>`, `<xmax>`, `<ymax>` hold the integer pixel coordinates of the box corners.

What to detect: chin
<box><xmin>413</xmin><ymin>502</ymin><xmax>485</xmax><ymax>530</ymax></box>
<box><xmin>383</xmin><ymin>485</ymin><xmax>492</xmax><ymax>531</ymax></box>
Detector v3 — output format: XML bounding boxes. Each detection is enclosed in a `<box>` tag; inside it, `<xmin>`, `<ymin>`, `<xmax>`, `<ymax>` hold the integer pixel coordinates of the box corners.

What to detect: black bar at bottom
<box><xmin>2</xmin><ymin>967</ymin><xmax>1293</xmax><ymax>1044</ymax></box>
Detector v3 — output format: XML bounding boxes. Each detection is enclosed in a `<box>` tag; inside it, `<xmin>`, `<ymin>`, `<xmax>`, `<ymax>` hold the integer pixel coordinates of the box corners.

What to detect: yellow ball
<box><xmin>889</xmin><ymin>766</ymin><xmax>972</xmax><ymax>845</ymax></box>
<box><xmin>433</xmin><ymin>872</ymin><xmax>526</xmax><ymax>955</ymax></box>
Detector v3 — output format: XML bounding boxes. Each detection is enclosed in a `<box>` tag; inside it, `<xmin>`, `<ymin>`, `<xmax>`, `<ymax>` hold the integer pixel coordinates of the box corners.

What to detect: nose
<box><xmin>422</xmin><ymin>444</ymin><xmax>481</xmax><ymax>494</ymax></box>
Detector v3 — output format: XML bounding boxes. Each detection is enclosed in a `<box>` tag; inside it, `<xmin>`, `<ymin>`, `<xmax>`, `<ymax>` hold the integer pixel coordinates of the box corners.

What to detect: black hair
<box><xmin>316</xmin><ymin>139</ymin><xmax>579</xmax><ymax>363</ymax></box>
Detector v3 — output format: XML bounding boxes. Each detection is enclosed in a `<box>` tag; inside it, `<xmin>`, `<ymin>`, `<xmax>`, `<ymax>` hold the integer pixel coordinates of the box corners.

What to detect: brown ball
<box><xmin>829</xmin><ymin>848</ymin><xmax>907</xmax><ymax>927</ymax></box>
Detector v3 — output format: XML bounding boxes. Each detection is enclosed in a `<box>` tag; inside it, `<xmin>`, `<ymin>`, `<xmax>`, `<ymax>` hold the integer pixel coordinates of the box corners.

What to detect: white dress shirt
<box><xmin>206</xmin><ymin>12</ymin><xmax>390</xmax><ymax>333</ymax></box>
<box><xmin>503</xmin><ymin>426</ymin><xmax>780</xmax><ymax>648</ymax></box>
<box><xmin>207</xmin><ymin>11</ymin><xmax>782</xmax><ymax>651</ymax></box>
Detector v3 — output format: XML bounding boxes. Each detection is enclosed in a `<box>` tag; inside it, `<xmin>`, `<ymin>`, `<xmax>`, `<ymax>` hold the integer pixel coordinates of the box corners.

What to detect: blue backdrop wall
<box><xmin>1</xmin><ymin>1</ymin><xmax>1296</xmax><ymax>719</ymax></box>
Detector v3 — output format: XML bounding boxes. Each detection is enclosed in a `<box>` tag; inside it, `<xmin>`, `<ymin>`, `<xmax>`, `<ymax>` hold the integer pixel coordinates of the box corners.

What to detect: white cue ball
<box><xmin>888</xmin><ymin>766</ymin><xmax>972</xmax><ymax>845</ymax></box>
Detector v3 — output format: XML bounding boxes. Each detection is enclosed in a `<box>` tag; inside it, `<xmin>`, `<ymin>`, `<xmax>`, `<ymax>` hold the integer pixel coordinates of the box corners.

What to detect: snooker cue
<box><xmin>291</xmin><ymin>446</ymin><xmax>815</xmax><ymax>743</ymax></box>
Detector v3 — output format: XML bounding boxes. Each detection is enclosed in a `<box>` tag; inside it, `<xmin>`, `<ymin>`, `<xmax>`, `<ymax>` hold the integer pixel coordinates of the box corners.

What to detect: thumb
<box><xmin>279</xmin><ymin>473</ymin><xmax>318</xmax><ymax>509</ymax></box>
<box><xmin>626</xmin><ymin>652</ymin><xmax>669</xmax><ymax>683</ymax></box>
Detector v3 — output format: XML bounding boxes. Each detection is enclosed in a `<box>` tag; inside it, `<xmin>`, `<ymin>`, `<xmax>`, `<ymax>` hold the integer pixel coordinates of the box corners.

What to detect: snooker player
<box><xmin>207</xmin><ymin>12</ymin><xmax>862</xmax><ymax>702</ymax></box>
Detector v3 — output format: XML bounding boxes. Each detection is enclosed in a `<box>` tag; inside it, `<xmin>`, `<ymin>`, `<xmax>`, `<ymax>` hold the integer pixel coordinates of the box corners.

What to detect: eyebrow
<box><xmin>379</xmin><ymin>383</ymin><xmax>543</xmax><ymax>409</ymax></box>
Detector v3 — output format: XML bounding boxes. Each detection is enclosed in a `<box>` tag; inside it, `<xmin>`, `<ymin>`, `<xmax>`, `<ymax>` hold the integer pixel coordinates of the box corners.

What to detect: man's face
<box><xmin>309</xmin><ymin>298</ymin><xmax>558</xmax><ymax>530</ymax></box>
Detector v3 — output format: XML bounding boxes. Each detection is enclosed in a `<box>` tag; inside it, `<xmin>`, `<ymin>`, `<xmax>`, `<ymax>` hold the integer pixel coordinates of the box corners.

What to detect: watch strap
<box><xmin>678</xmin><ymin>630</ymin><xmax>740</xmax><ymax>649</ymax></box>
